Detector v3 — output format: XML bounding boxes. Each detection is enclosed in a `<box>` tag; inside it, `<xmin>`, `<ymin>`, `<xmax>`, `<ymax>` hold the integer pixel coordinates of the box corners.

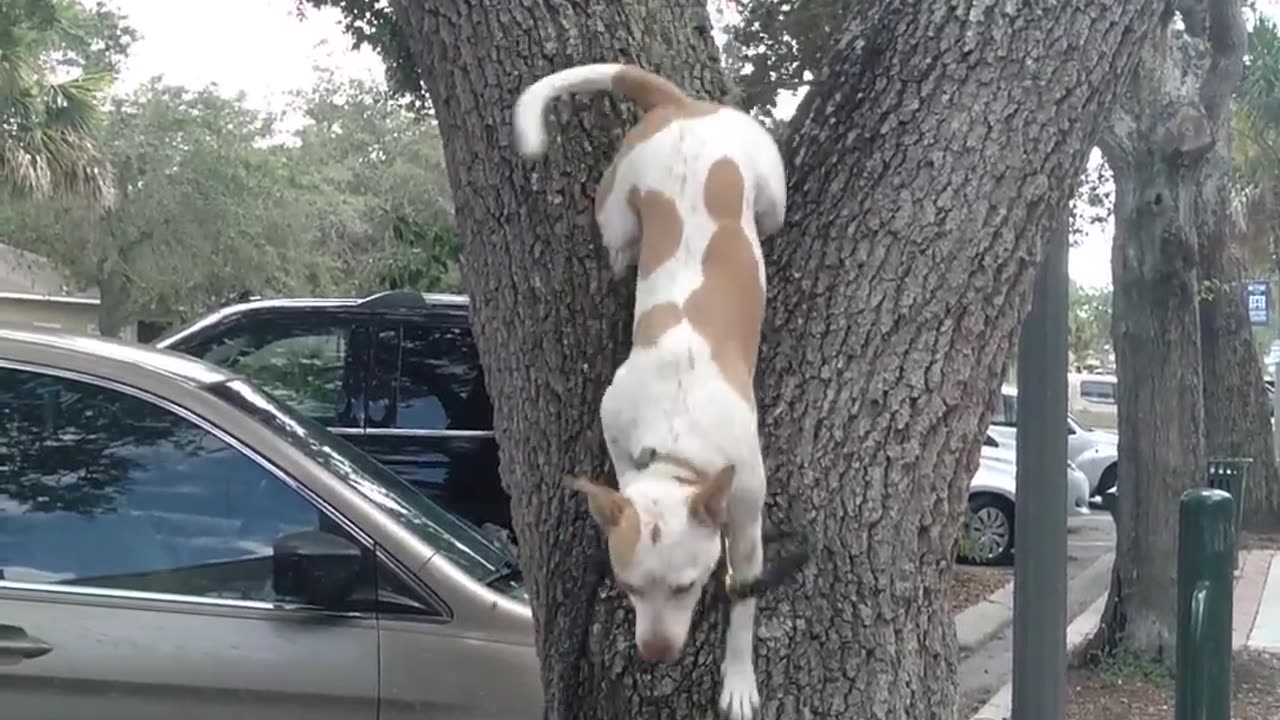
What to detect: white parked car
<box><xmin>963</xmin><ymin>435</ymin><xmax>1091</xmax><ymax>565</ymax></box>
<box><xmin>986</xmin><ymin>384</ymin><xmax>1119</xmax><ymax>495</ymax></box>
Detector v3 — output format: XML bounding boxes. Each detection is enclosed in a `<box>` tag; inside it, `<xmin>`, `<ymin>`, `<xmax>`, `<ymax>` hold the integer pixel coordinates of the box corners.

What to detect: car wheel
<box><xmin>963</xmin><ymin>494</ymin><xmax>1015</xmax><ymax>566</ymax></box>
<box><xmin>1095</xmin><ymin>465</ymin><xmax>1117</xmax><ymax>496</ymax></box>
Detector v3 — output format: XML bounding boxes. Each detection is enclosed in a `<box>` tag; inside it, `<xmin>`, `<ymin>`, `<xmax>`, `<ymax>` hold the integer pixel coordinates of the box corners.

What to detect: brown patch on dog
<box><xmin>566</xmin><ymin>475</ymin><xmax>642</xmax><ymax>570</ymax></box>
<box><xmin>688</xmin><ymin>465</ymin><xmax>735</xmax><ymax>528</ymax></box>
<box><xmin>632</xmin><ymin>302</ymin><xmax>684</xmax><ymax>347</ymax></box>
<box><xmin>683</xmin><ymin>157</ymin><xmax>764</xmax><ymax>404</ymax></box>
<box><xmin>630</xmin><ymin>188</ymin><xmax>683</xmax><ymax>277</ymax></box>
<box><xmin>611</xmin><ymin>67</ymin><xmax>689</xmax><ymax>111</ymax></box>
<box><xmin>593</xmin><ymin>70</ymin><xmax>719</xmax><ymax>224</ymax></box>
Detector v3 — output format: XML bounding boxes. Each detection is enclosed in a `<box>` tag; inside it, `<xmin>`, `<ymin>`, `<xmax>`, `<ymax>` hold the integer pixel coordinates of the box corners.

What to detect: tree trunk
<box><xmin>385</xmin><ymin>1</ymin><xmax>732</xmax><ymax>716</ymax></box>
<box><xmin>95</xmin><ymin>260</ymin><xmax>130</xmax><ymax>338</ymax></box>
<box><xmin>386</xmin><ymin>0</ymin><xmax>1167</xmax><ymax>717</ymax></box>
<box><xmin>1197</xmin><ymin>129</ymin><xmax>1280</xmax><ymax>532</ymax></box>
<box><xmin>1094</xmin><ymin>0</ymin><xmax>1244</xmax><ymax>662</ymax></box>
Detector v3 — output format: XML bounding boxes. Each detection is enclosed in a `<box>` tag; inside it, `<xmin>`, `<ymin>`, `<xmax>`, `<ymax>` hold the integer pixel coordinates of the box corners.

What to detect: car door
<box><xmin>358</xmin><ymin>318</ymin><xmax>510</xmax><ymax>534</ymax></box>
<box><xmin>0</xmin><ymin>364</ymin><xmax>378</xmax><ymax>720</ymax></box>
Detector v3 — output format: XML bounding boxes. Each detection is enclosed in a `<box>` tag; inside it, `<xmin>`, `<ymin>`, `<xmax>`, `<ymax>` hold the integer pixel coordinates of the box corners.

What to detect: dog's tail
<box><xmin>513</xmin><ymin>63</ymin><xmax>690</xmax><ymax>159</ymax></box>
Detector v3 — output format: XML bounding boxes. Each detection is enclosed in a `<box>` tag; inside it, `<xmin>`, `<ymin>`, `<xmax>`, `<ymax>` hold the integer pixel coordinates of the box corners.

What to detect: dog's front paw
<box><xmin>718</xmin><ymin>666</ymin><xmax>760</xmax><ymax>720</ymax></box>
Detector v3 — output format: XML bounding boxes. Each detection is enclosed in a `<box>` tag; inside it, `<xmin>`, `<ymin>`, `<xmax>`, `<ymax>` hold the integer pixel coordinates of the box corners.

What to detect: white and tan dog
<box><xmin>512</xmin><ymin>63</ymin><xmax>786</xmax><ymax>719</ymax></box>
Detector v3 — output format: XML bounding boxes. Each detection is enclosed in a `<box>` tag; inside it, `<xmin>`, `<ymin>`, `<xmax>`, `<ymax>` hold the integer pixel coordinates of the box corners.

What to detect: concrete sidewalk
<box><xmin>970</xmin><ymin>546</ymin><xmax>1280</xmax><ymax>720</ymax></box>
<box><xmin>1235</xmin><ymin>548</ymin><xmax>1280</xmax><ymax>652</ymax></box>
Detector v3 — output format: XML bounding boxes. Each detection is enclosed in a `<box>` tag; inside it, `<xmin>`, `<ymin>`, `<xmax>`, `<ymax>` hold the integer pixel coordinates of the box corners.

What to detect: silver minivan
<box><xmin>0</xmin><ymin>326</ymin><xmax>541</xmax><ymax>718</ymax></box>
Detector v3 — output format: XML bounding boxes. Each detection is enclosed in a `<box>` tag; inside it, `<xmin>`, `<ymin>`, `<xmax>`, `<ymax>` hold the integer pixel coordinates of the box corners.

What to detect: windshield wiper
<box><xmin>481</xmin><ymin>559</ymin><xmax>523</xmax><ymax>587</ymax></box>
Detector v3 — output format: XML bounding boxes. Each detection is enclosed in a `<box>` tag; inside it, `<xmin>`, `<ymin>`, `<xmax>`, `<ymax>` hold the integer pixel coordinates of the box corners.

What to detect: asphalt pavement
<box><xmin>957</xmin><ymin>507</ymin><xmax>1116</xmax><ymax>712</ymax></box>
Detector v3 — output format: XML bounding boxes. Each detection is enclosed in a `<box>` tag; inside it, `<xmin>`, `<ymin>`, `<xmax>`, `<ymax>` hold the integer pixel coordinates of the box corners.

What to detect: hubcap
<box><xmin>968</xmin><ymin>506</ymin><xmax>1011</xmax><ymax>561</ymax></box>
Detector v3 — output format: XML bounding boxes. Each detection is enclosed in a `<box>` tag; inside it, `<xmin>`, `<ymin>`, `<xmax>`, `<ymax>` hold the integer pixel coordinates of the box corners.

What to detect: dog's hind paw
<box><xmin>718</xmin><ymin>669</ymin><xmax>760</xmax><ymax>720</ymax></box>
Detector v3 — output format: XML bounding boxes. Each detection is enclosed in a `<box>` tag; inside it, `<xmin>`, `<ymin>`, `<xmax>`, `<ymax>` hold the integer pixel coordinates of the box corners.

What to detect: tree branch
<box><xmin>1098</xmin><ymin>105</ymin><xmax>1138</xmax><ymax>166</ymax></box>
<box><xmin>1198</xmin><ymin>0</ymin><xmax>1246</xmax><ymax>125</ymax></box>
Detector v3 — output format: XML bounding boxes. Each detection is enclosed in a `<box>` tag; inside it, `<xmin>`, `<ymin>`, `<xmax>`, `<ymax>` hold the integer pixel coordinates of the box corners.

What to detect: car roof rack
<box><xmin>357</xmin><ymin>290</ymin><xmax>430</xmax><ymax>310</ymax></box>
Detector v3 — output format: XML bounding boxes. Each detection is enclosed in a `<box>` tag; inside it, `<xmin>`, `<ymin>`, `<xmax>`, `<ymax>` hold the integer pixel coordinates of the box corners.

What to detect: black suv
<box><xmin>155</xmin><ymin>291</ymin><xmax>512</xmax><ymax>536</ymax></box>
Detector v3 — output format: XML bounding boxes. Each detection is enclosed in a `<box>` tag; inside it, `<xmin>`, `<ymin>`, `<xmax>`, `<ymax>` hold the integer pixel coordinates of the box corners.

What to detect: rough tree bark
<box><xmin>1093</xmin><ymin>0</ymin><xmax>1245</xmax><ymax>661</ymax></box>
<box><xmin>384</xmin><ymin>0</ymin><xmax>1167</xmax><ymax>717</ymax></box>
<box><xmin>1197</xmin><ymin>128</ymin><xmax>1280</xmax><ymax>533</ymax></box>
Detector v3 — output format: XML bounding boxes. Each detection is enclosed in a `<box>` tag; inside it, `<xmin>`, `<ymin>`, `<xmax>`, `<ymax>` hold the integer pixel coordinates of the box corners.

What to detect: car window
<box><xmin>395</xmin><ymin>324</ymin><xmax>493</xmax><ymax>431</ymax></box>
<box><xmin>212</xmin><ymin>379</ymin><xmax>523</xmax><ymax>599</ymax></box>
<box><xmin>1079</xmin><ymin>380</ymin><xmax>1116</xmax><ymax>405</ymax></box>
<box><xmin>186</xmin><ymin>317</ymin><xmax>364</xmax><ymax>427</ymax></box>
<box><xmin>0</xmin><ymin>366</ymin><xmax>434</xmax><ymax>612</ymax></box>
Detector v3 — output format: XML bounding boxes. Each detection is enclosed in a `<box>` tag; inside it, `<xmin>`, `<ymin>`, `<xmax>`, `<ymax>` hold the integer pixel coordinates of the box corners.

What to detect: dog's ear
<box><xmin>566</xmin><ymin>475</ymin><xmax>634</xmax><ymax>529</ymax></box>
<box><xmin>688</xmin><ymin>464</ymin><xmax>734</xmax><ymax>528</ymax></box>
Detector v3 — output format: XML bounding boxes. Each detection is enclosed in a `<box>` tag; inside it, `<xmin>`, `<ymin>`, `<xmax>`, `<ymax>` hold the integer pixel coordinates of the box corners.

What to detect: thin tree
<box><xmin>1093</xmin><ymin>0</ymin><xmax>1247</xmax><ymax>661</ymax></box>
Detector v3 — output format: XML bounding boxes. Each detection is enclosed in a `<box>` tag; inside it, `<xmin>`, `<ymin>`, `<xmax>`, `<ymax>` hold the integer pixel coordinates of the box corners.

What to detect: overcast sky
<box><xmin>100</xmin><ymin>0</ymin><xmax>1280</xmax><ymax>290</ymax></box>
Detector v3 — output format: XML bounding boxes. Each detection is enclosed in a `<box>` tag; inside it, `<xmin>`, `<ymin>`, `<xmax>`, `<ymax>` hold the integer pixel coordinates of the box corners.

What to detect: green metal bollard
<box><xmin>1175</xmin><ymin>488</ymin><xmax>1235</xmax><ymax>720</ymax></box>
<box><xmin>1206</xmin><ymin>457</ymin><xmax>1251</xmax><ymax>569</ymax></box>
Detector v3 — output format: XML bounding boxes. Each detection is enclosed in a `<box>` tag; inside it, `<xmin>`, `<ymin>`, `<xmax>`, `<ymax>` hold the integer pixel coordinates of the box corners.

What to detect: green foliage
<box><xmin>0</xmin><ymin>0</ymin><xmax>126</xmax><ymax>206</ymax></box>
<box><xmin>293</xmin><ymin>0</ymin><xmax>425</xmax><ymax>105</ymax></box>
<box><xmin>1069</xmin><ymin>282</ymin><xmax>1113</xmax><ymax>369</ymax></box>
<box><xmin>1083</xmin><ymin>645</ymin><xmax>1173</xmax><ymax>685</ymax></box>
<box><xmin>1</xmin><ymin>81</ymin><xmax>332</xmax><ymax>326</ymax></box>
<box><xmin>284</xmin><ymin>70</ymin><xmax>460</xmax><ymax>293</ymax></box>
<box><xmin>726</xmin><ymin>0</ymin><xmax>853</xmax><ymax>121</ymax></box>
<box><xmin>2</xmin><ymin>68</ymin><xmax>461</xmax><ymax>332</ymax></box>
<box><xmin>1234</xmin><ymin>16</ymin><xmax>1280</xmax><ymax>274</ymax></box>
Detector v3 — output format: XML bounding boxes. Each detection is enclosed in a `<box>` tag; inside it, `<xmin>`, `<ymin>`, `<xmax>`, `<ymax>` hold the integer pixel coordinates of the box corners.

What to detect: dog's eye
<box><xmin>670</xmin><ymin>581</ymin><xmax>696</xmax><ymax>596</ymax></box>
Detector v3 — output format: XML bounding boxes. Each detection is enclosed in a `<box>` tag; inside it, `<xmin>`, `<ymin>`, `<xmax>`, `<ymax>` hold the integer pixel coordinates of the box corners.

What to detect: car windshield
<box><xmin>210</xmin><ymin>378</ymin><xmax>520</xmax><ymax>589</ymax></box>
<box><xmin>1069</xmin><ymin>413</ymin><xmax>1092</xmax><ymax>432</ymax></box>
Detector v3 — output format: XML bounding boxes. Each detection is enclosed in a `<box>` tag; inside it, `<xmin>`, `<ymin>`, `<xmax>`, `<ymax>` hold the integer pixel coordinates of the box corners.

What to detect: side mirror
<box><xmin>273</xmin><ymin>530</ymin><xmax>365</xmax><ymax>608</ymax></box>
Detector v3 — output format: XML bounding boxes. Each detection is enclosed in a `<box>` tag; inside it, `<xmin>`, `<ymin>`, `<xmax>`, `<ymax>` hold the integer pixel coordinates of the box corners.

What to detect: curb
<box><xmin>1246</xmin><ymin>551</ymin><xmax>1280</xmax><ymax>650</ymax></box>
<box><xmin>968</xmin><ymin>591</ymin><xmax>1109</xmax><ymax>720</ymax></box>
<box><xmin>955</xmin><ymin>578</ymin><xmax>1014</xmax><ymax>652</ymax></box>
<box><xmin>955</xmin><ymin>551</ymin><xmax>1114</xmax><ymax>654</ymax></box>
<box><xmin>1233</xmin><ymin>550</ymin><xmax>1274</xmax><ymax>649</ymax></box>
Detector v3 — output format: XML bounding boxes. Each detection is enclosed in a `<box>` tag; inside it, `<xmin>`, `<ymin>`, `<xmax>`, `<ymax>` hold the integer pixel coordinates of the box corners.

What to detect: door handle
<box><xmin>0</xmin><ymin>624</ymin><xmax>53</xmax><ymax>659</ymax></box>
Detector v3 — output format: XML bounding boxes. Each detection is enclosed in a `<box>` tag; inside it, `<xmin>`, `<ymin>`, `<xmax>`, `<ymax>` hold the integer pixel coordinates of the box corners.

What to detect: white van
<box><xmin>1067</xmin><ymin>372</ymin><xmax>1118</xmax><ymax>430</ymax></box>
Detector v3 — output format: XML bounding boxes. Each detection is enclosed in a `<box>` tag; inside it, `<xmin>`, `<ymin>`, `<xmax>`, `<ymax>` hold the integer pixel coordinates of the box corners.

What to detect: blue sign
<box><xmin>1247</xmin><ymin>281</ymin><xmax>1271</xmax><ymax>326</ymax></box>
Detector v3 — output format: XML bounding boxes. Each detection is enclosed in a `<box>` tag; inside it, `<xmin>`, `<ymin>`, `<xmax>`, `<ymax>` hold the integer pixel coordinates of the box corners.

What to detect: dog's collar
<box><xmin>633</xmin><ymin>446</ymin><xmax>704</xmax><ymax>484</ymax></box>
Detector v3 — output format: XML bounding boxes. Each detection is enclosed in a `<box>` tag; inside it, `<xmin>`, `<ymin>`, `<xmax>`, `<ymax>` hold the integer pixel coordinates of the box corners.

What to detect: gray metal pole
<box><xmin>1011</xmin><ymin>219</ymin><xmax>1068</xmax><ymax>720</ymax></box>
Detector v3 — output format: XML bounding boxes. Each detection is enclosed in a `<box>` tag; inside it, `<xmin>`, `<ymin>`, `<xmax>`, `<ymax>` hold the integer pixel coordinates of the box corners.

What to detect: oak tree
<box><xmin>309</xmin><ymin>0</ymin><xmax>1167</xmax><ymax>716</ymax></box>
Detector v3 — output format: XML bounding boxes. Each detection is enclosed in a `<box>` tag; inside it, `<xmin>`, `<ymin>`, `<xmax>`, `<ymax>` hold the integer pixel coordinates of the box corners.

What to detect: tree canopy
<box><xmin>0</xmin><ymin>0</ymin><xmax>132</xmax><ymax>206</ymax></box>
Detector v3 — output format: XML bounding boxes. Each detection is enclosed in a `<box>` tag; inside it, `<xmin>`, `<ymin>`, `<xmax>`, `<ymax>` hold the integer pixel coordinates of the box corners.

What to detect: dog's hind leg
<box><xmin>719</xmin><ymin>461</ymin><xmax>765</xmax><ymax>720</ymax></box>
<box><xmin>750</xmin><ymin>133</ymin><xmax>787</xmax><ymax>238</ymax></box>
<box><xmin>594</xmin><ymin>160</ymin><xmax>641</xmax><ymax>278</ymax></box>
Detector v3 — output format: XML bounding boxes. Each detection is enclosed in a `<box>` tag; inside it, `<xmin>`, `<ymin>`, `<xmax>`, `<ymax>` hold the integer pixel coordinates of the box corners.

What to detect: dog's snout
<box><xmin>637</xmin><ymin>637</ymin><xmax>680</xmax><ymax>664</ymax></box>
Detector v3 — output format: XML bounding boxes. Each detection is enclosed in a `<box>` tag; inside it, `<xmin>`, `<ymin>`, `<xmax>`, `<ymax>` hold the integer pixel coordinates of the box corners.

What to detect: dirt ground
<box><xmin>1240</xmin><ymin>531</ymin><xmax>1280</xmax><ymax>551</ymax></box>
<box><xmin>951</xmin><ymin>565</ymin><xmax>1012</xmax><ymax>614</ymax></box>
<box><xmin>1066</xmin><ymin>650</ymin><xmax>1280</xmax><ymax>720</ymax></box>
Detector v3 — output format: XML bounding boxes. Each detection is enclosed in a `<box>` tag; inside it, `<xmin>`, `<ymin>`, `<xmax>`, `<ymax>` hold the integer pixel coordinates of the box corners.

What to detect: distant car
<box><xmin>987</xmin><ymin>384</ymin><xmax>1119</xmax><ymax>495</ymax></box>
<box><xmin>153</xmin><ymin>291</ymin><xmax>514</xmax><ymax>541</ymax></box>
<box><xmin>0</xmin><ymin>325</ymin><xmax>541</xmax><ymax>717</ymax></box>
<box><xmin>963</xmin><ymin>435</ymin><xmax>1091</xmax><ymax>566</ymax></box>
<box><xmin>1067</xmin><ymin>372</ymin><xmax>1118</xmax><ymax>431</ymax></box>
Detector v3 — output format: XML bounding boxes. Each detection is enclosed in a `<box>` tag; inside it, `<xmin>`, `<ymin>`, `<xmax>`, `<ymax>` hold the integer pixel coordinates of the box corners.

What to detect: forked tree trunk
<box><xmin>1094</xmin><ymin>0</ymin><xmax>1244</xmax><ymax>662</ymax></box>
<box><xmin>385</xmin><ymin>0</ymin><xmax>1167</xmax><ymax>717</ymax></box>
<box><xmin>1197</xmin><ymin>132</ymin><xmax>1280</xmax><ymax>532</ymax></box>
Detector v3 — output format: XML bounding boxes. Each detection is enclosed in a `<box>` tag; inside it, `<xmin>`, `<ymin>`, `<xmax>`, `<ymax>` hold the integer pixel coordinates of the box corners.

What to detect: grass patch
<box><xmin>1085</xmin><ymin>646</ymin><xmax>1172</xmax><ymax>687</ymax></box>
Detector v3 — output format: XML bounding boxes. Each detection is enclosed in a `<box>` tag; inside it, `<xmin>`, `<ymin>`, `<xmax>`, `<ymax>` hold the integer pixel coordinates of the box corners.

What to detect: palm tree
<box><xmin>0</xmin><ymin>0</ymin><xmax>114</xmax><ymax>208</ymax></box>
<box><xmin>1234</xmin><ymin>16</ymin><xmax>1280</xmax><ymax>272</ymax></box>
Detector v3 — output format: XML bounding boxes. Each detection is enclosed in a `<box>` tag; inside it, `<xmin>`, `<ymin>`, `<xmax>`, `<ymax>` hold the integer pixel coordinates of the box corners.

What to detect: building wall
<box><xmin>0</xmin><ymin>296</ymin><xmax>137</xmax><ymax>342</ymax></box>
